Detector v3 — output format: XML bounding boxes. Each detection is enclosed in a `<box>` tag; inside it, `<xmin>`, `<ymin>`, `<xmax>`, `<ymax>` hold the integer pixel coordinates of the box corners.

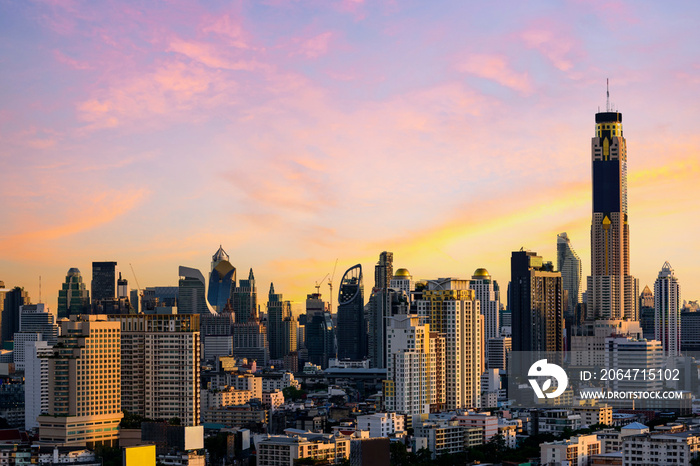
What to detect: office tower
<box><xmin>38</xmin><ymin>315</ymin><xmax>122</xmax><ymax>447</ymax></box>
<box><xmin>267</xmin><ymin>283</ymin><xmax>297</xmax><ymax>360</ymax></box>
<box><xmin>487</xmin><ymin>336</ymin><xmax>511</xmax><ymax>371</ymax></box>
<box><xmin>586</xmin><ymin>104</ymin><xmax>638</xmax><ymax>321</ymax></box>
<box><xmin>91</xmin><ymin>261</ymin><xmax>118</xmax><ymax>304</ymax></box>
<box><xmin>109</xmin><ymin>314</ymin><xmax>201</xmax><ymax>426</ymax></box>
<box><xmin>178</xmin><ymin>266</ymin><xmax>213</xmax><ymax>315</ymax></box>
<box><xmin>1</xmin><ymin>286</ymin><xmax>30</xmax><ymax>345</ymax></box>
<box><xmin>201</xmin><ymin>303</ymin><xmax>235</xmax><ymax>361</ymax></box>
<box><xmin>19</xmin><ymin>303</ymin><xmax>58</xmax><ymax>345</ymax></box>
<box><xmin>511</xmin><ymin>250</ymin><xmax>564</xmax><ymax>353</ymax></box>
<box><xmin>639</xmin><ymin>285</ymin><xmax>655</xmax><ymax>339</ymax></box>
<box><xmin>681</xmin><ymin>310</ymin><xmax>700</xmax><ymax>352</ymax></box>
<box><xmin>384</xmin><ymin>314</ymin><xmax>444</xmax><ymax>417</ymax></box>
<box><xmin>208</xmin><ymin>245</ymin><xmax>236</xmax><ymax>312</ymax></box>
<box><xmin>231</xmin><ymin>268</ymin><xmax>257</xmax><ymax>324</ymax></box>
<box><xmin>374</xmin><ymin>251</ymin><xmax>393</xmax><ymax>290</ymax></box>
<box><xmin>416</xmin><ymin>278</ymin><xmax>482</xmax><ymax>409</ymax></box>
<box><xmin>231</xmin><ymin>313</ymin><xmax>268</xmax><ymax>365</ymax></box>
<box><xmin>57</xmin><ymin>268</ymin><xmax>91</xmax><ymax>319</ymax></box>
<box><xmin>141</xmin><ymin>286</ymin><xmax>179</xmax><ymax>311</ymax></box>
<box><xmin>469</xmin><ymin>268</ymin><xmax>500</xmax><ymax>351</ymax></box>
<box><xmin>557</xmin><ymin>233</ymin><xmax>582</xmax><ymax>315</ymax></box>
<box><xmin>368</xmin><ymin>287</ymin><xmax>409</xmax><ymax>368</ymax></box>
<box><xmin>604</xmin><ymin>336</ymin><xmax>663</xmax><ymax>408</ymax></box>
<box><xmin>24</xmin><ymin>340</ymin><xmax>52</xmax><ymax>431</ymax></box>
<box><xmin>13</xmin><ymin>332</ymin><xmax>42</xmax><ymax>371</ymax></box>
<box><xmin>305</xmin><ymin>293</ymin><xmax>336</xmax><ymax>369</ymax></box>
<box><xmin>0</xmin><ymin>281</ymin><xmax>6</xmax><ymax>338</ymax></box>
<box><xmin>654</xmin><ymin>262</ymin><xmax>681</xmax><ymax>356</ymax></box>
<box><xmin>390</xmin><ymin>268</ymin><xmax>415</xmax><ymax>302</ymax></box>
<box><xmin>337</xmin><ymin>264</ymin><xmax>367</xmax><ymax>361</ymax></box>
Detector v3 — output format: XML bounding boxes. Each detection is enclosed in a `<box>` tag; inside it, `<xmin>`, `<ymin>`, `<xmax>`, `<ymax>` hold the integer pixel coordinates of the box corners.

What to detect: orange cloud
<box><xmin>457</xmin><ymin>54</ymin><xmax>533</xmax><ymax>94</ymax></box>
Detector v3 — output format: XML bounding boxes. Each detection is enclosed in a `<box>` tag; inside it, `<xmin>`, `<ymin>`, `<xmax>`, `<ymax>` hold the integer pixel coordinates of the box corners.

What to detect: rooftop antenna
<box><xmin>39</xmin><ymin>275</ymin><xmax>41</xmax><ymax>303</ymax></box>
<box><xmin>606</xmin><ymin>78</ymin><xmax>610</xmax><ymax>112</ymax></box>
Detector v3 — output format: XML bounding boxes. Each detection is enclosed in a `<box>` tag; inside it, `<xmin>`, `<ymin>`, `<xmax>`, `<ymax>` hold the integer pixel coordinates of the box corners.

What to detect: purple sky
<box><xmin>1</xmin><ymin>0</ymin><xmax>699</xmax><ymax>311</ymax></box>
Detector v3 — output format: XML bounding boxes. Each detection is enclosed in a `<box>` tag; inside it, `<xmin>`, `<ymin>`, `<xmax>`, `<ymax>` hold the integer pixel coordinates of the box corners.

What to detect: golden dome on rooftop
<box><xmin>473</xmin><ymin>268</ymin><xmax>491</xmax><ymax>279</ymax></box>
<box><xmin>394</xmin><ymin>268</ymin><xmax>411</xmax><ymax>278</ymax></box>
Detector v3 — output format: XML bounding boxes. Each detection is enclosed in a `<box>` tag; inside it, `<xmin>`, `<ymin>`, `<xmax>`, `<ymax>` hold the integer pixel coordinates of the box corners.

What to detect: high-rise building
<box><xmin>384</xmin><ymin>314</ymin><xmax>444</xmax><ymax>417</ymax></box>
<box><xmin>1</xmin><ymin>286</ymin><xmax>30</xmax><ymax>346</ymax></box>
<box><xmin>231</xmin><ymin>268</ymin><xmax>257</xmax><ymax>324</ymax></box>
<box><xmin>201</xmin><ymin>303</ymin><xmax>235</xmax><ymax>361</ymax></box>
<box><xmin>586</xmin><ymin>104</ymin><xmax>638</xmax><ymax>321</ymax></box>
<box><xmin>654</xmin><ymin>262</ymin><xmax>681</xmax><ymax>357</ymax></box>
<box><xmin>640</xmin><ymin>285</ymin><xmax>655</xmax><ymax>339</ymax></box>
<box><xmin>267</xmin><ymin>283</ymin><xmax>297</xmax><ymax>360</ymax></box>
<box><xmin>305</xmin><ymin>293</ymin><xmax>335</xmax><ymax>369</ymax></box>
<box><xmin>19</xmin><ymin>303</ymin><xmax>58</xmax><ymax>345</ymax></box>
<box><xmin>91</xmin><ymin>261</ymin><xmax>118</xmax><ymax>305</ymax></box>
<box><xmin>416</xmin><ymin>278</ymin><xmax>482</xmax><ymax>409</ymax></box>
<box><xmin>208</xmin><ymin>245</ymin><xmax>236</xmax><ymax>312</ymax></box>
<box><xmin>368</xmin><ymin>287</ymin><xmax>409</xmax><ymax>368</ymax></box>
<box><xmin>109</xmin><ymin>314</ymin><xmax>201</xmax><ymax>426</ymax></box>
<box><xmin>38</xmin><ymin>315</ymin><xmax>122</xmax><ymax>447</ymax></box>
<box><xmin>469</xmin><ymin>268</ymin><xmax>500</xmax><ymax>352</ymax></box>
<box><xmin>57</xmin><ymin>268</ymin><xmax>90</xmax><ymax>319</ymax></box>
<box><xmin>557</xmin><ymin>233</ymin><xmax>582</xmax><ymax>316</ymax></box>
<box><xmin>511</xmin><ymin>250</ymin><xmax>564</xmax><ymax>353</ymax></box>
<box><xmin>374</xmin><ymin>251</ymin><xmax>393</xmax><ymax>290</ymax></box>
<box><xmin>487</xmin><ymin>337</ymin><xmax>511</xmax><ymax>371</ymax></box>
<box><xmin>337</xmin><ymin>264</ymin><xmax>367</xmax><ymax>361</ymax></box>
<box><xmin>178</xmin><ymin>266</ymin><xmax>213</xmax><ymax>315</ymax></box>
<box><xmin>24</xmin><ymin>340</ymin><xmax>52</xmax><ymax>431</ymax></box>
<box><xmin>390</xmin><ymin>268</ymin><xmax>415</xmax><ymax>303</ymax></box>
<box><xmin>0</xmin><ymin>281</ymin><xmax>7</xmax><ymax>343</ymax></box>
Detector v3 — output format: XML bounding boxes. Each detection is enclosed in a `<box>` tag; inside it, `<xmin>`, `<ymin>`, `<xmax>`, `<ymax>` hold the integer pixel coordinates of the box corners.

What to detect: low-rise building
<box><xmin>201</xmin><ymin>405</ymin><xmax>268</xmax><ymax>428</ymax></box>
<box><xmin>540</xmin><ymin>434</ymin><xmax>601</xmax><ymax>466</ymax></box>
<box><xmin>455</xmin><ymin>412</ymin><xmax>498</xmax><ymax>444</ymax></box>
<box><xmin>573</xmin><ymin>403</ymin><xmax>612</xmax><ymax>427</ymax></box>
<box><xmin>256</xmin><ymin>432</ymin><xmax>350</xmax><ymax>466</ymax></box>
<box><xmin>622</xmin><ymin>430</ymin><xmax>700</xmax><ymax>465</ymax></box>
<box><xmin>356</xmin><ymin>413</ymin><xmax>404</xmax><ymax>439</ymax></box>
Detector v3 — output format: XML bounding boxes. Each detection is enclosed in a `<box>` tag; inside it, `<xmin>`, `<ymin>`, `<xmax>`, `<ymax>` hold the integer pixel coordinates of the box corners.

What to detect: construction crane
<box><xmin>315</xmin><ymin>273</ymin><xmax>329</xmax><ymax>295</ymax></box>
<box><xmin>328</xmin><ymin>258</ymin><xmax>338</xmax><ymax>312</ymax></box>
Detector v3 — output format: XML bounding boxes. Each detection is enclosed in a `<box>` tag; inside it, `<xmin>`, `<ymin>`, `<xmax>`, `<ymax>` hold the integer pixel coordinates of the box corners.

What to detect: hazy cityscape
<box><xmin>2</xmin><ymin>2</ymin><xmax>700</xmax><ymax>466</ymax></box>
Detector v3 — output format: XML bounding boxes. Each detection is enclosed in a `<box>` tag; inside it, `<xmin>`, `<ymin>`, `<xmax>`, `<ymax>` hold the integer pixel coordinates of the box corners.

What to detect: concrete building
<box><xmin>621</xmin><ymin>431</ymin><xmax>700</xmax><ymax>465</ymax></box>
<box><xmin>356</xmin><ymin>412</ymin><xmax>404</xmax><ymax>438</ymax></box>
<box><xmin>390</xmin><ymin>268</ymin><xmax>415</xmax><ymax>303</ymax></box>
<box><xmin>487</xmin><ymin>336</ymin><xmax>511</xmax><ymax>370</ymax></box>
<box><xmin>267</xmin><ymin>283</ymin><xmax>297</xmax><ymax>361</ymax></box>
<box><xmin>24</xmin><ymin>340</ymin><xmax>52</xmax><ymax>431</ymax></box>
<box><xmin>108</xmin><ymin>314</ymin><xmax>201</xmax><ymax>426</ymax></box>
<box><xmin>540</xmin><ymin>434</ymin><xmax>601</xmax><ymax>466</ymax></box>
<box><xmin>256</xmin><ymin>432</ymin><xmax>350</xmax><ymax>466</ymax></box>
<box><xmin>413</xmin><ymin>420</ymin><xmax>469</xmax><ymax>458</ymax></box>
<box><xmin>38</xmin><ymin>315</ymin><xmax>122</xmax><ymax>447</ymax></box>
<box><xmin>573</xmin><ymin>403</ymin><xmax>612</xmax><ymax>428</ymax></box>
<box><xmin>654</xmin><ymin>262</ymin><xmax>681</xmax><ymax>356</ymax></box>
<box><xmin>384</xmin><ymin>315</ymin><xmax>444</xmax><ymax>417</ymax></box>
<box><xmin>416</xmin><ymin>279</ymin><xmax>482</xmax><ymax>409</ymax></box>
<box><xmin>456</xmin><ymin>412</ymin><xmax>498</xmax><ymax>444</ymax></box>
<box><xmin>469</xmin><ymin>268</ymin><xmax>501</xmax><ymax>354</ymax></box>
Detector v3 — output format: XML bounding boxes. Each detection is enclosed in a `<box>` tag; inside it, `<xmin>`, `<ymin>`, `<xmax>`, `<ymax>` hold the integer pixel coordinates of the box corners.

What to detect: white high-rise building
<box><xmin>654</xmin><ymin>262</ymin><xmax>681</xmax><ymax>357</ymax></box>
<box><xmin>469</xmin><ymin>269</ymin><xmax>500</xmax><ymax>355</ymax></box>
<box><xmin>417</xmin><ymin>279</ymin><xmax>482</xmax><ymax>410</ymax></box>
<box><xmin>24</xmin><ymin>340</ymin><xmax>52</xmax><ymax>431</ymax></box>
<box><xmin>385</xmin><ymin>315</ymin><xmax>443</xmax><ymax>417</ymax></box>
<box><xmin>390</xmin><ymin>268</ymin><xmax>415</xmax><ymax>302</ymax></box>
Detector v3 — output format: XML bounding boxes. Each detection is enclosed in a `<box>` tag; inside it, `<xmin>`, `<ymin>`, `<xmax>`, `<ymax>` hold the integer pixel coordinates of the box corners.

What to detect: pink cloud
<box><xmin>201</xmin><ymin>13</ymin><xmax>254</xmax><ymax>50</ymax></box>
<box><xmin>457</xmin><ymin>54</ymin><xmax>533</xmax><ymax>94</ymax></box>
<box><xmin>290</xmin><ymin>31</ymin><xmax>334</xmax><ymax>59</ymax></box>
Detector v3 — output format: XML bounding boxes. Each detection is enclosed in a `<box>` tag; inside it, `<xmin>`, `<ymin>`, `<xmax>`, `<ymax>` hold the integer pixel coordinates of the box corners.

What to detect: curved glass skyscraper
<box><xmin>207</xmin><ymin>245</ymin><xmax>236</xmax><ymax>312</ymax></box>
<box><xmin>337</xmin><ymin>264</ymin><xmax>366</xmax><ymax>361</ymax></box>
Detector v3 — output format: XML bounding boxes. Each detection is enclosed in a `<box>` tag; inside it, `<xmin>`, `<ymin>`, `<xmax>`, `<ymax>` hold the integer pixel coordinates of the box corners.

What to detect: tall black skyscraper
<box><xmin>337</xmin><ymin>264</ymin><xmax>366</xmax><ymax>360</ymax></box>
<box><xmin>231</xmin><ymin>268</ymin><xmax>257</xmax><ymax>324</ymax></box>
<box><xmin>511</xmin><ymin>250</ymin><xmax>564</xmax><ymax>353</ymax></box>
<box><xmin>91</xmin><ymin>261</ymin><xmax>118</xmax><ymax>305</ymax></box>
<box><xmin>1</xmin><ymin>287</ymin><xmax>30</xmax><ymax>345</ymax></box>
<box><xmin>587</xmin><ymin>97</ymin><xmax>638</xmax><ymax>321</ymax></box>
<box><xmin>305</xmin><ymin>292</ymin><xmax>335</xmax><ymax>369</ymax></box>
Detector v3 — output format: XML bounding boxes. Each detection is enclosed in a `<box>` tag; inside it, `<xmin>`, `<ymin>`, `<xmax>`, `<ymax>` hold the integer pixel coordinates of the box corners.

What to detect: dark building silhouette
<box><xmin>511</xmin><ymin>250</ymin><xmax>564</xmax><ymax>353</ymax></box>
<box><xmin>368</xmin><ymin>287</ymin><xmax>408</xmax><ymax>368</ymax></box>
<box><xmin>1</xmin><ymin>287</ymin><xmax>30</xmax><ymax>346</ymax></box>
<box><xmin>305</xmin><ymin>293</ymin><xmax>335</xmax><ymax>369</ymax></box>
<box><xmin>232</xmin><ymin>269</ymin><xmax>257</xmax><ymax>324</ymax></box>
<box><xmin>374</xmin><ymin>251</ymin><xmax>393</xmax><ymax>290</ymax></box>
<box><xmin>337</xmin><ymin>264</ymin><xmax>366</xmax><ymax>361</ymax></box>
<box><xmin>91</xmin><ymin>261</ymin><xmax>118</xmax><ymax>305</ymax></box>
<box><xmin>57</xmin><ymin>268</ymin><xmax>90</xmax><ymax>319</ymax></box>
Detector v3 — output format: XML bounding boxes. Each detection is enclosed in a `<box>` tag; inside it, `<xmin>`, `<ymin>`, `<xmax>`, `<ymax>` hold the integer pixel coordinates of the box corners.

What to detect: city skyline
<box><xmin>1</xmin><ymin>1</ymin><xmax>699</xmax><ymax>311</ymax></box>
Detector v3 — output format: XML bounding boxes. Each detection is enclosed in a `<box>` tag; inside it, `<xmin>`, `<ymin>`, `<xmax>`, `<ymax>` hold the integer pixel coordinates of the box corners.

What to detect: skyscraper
<box><xmin>639</xmin><ymin>285</ymin><xmax>655</xmax><ymax>340</ymax></box>
<box><xmin>337</xmin><ymin>264</ymin><xmax>367</xmax><ymax>361</ymax></box>
<box><xmin>511</xmin><ymin>250</ymin><xmax>564</xmax><ymax>353</ymax></box>
<box><xmin>305</xmin><ymin>292</ymin><xmax>335</xmax><ymax>369</ymax></box>
<box><xmin>231</xmin><ymin>268</ymin><xmax>257</xmax><ymax>324</ymax></box>
<box><xmin>586</xmin><ymin>103</ymin><xmax>638</xmax><ymax>321</ymax></box>
<box><xmin>1</xmin><ymin>286</ymin><xmax>30</xmax><ymax>346</ymax></box>
<box><xmin>390</xmin><ymin>268</ymin><xmax>415</xmax><ymax>303</ymax></box>
<box><xmin>208</xmin><ymin>245</ymin><xmax>236</xmax><ymax>312</ymax></box>
<box><xmin>38</xmin><ymin>315</ymin><xmax>122</xmax><ymax>447</ymax></box>
<box><xmin>557</xmin><ymin>233</ymin><xmax>582</xmax><ymax>316</ymax></box>
<box><xmin>367</xmin><ymin>287</ymin><xmax>409</xmax><ymax>368</ymax></box>
<box><xmin>178</xmin><ymin>266</ymin><xmax>213</xmax><ymax>315</ymax></box>
<box><xmin>267</xmin><ymin>283</ymin><xmax>297</xmax><ymax>360</ymax></box>
<box><xmin>91</xmin><ymin>261</ymin><xmax>118</xmax><ymax>305</ymax></box>
<box><xmin>469</xmin><ymin>268</ymin><xmax>500</xmax><ymax>350</ymax></box>
<box><xmin>654</xmin><ymin>262</ymin><xmax>681</xmax><ymax>357</ymax></box>
<box><xmin>374</xmin><ymin>251</ymin><xmax>393</xmax><ymax>290</ymax></box>
<box><xmin>416</xmin><ymin>279</ymin><xmax>482</xmax><ymax>409</ymax></box>
<box><xmin>57</xmin><ymin>268</ymin><xmax>90</xmax><ymax>319</ymax></box>
<box><xmin>109</xmin><ymin>314</ymin><xmax>201</xmax><ymax>426</ymax></box>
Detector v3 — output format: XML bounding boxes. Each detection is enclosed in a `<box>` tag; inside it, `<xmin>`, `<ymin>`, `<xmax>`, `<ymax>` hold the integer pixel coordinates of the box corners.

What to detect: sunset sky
<box><xmin>1</xmin><ymin>0</ymin><xmax>699</xmax><ymax>312</ymax></box>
